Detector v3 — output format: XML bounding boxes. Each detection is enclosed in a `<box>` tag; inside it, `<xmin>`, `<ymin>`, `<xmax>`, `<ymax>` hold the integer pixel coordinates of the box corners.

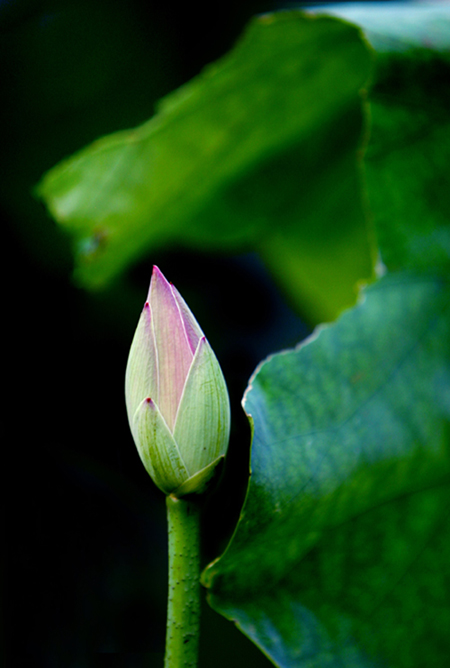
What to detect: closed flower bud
<box><xmin>125</xmin><ymin>266</ymin><xmax>230</xmax><ymax>497</ymax></box>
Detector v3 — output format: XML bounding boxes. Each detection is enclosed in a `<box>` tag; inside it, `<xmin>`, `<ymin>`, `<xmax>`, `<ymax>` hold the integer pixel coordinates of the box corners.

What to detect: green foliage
<box><xmin>35</xmin><ymin>4</ymin><xmax>450</xmax><ymax>666</ymax></box>
<box><xmin>200</xmin><ymin>6</ymin><xmax>450</xmax><ymax>667</ymax></box>
<box><xmin>203</xmin><ymin>272</ymin><xmax>450</xmax><ymax>667</ymax></box>
<box><xmin>366</xmin><ymin>50</ymin><xmax>450</xmax><ymax>275</ymax></box>
<box><xmin>37</xmin><ymin>11</ymin><xmax>374</xmax><ymax>322</ymax></box>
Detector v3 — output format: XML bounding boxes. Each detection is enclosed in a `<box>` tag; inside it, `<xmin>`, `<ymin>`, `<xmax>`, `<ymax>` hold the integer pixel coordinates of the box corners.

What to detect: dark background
<box><xmin>2</xmin><ymin>1</ymin><xmax>314</xmax><ymax>665</ymax></box>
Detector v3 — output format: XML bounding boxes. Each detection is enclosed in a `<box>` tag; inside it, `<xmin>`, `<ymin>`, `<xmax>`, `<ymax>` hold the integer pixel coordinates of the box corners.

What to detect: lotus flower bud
<box><xmin>125</xmin><ymin>266</ymin><xmax>230</xmax><ymax>497</ymax></box>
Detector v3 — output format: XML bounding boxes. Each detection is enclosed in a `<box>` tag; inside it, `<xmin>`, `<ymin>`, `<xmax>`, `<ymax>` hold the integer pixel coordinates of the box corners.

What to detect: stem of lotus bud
<box><xmin>164</xmin><ymin>495</ymin><xmax>201</xmax><ymax>668</ymax></box>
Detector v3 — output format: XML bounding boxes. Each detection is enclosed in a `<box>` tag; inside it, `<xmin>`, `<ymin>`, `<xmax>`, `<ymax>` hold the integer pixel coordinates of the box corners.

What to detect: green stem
<box><xmin>164</xmin><ymin>495</ymin><xmax>201</xmax><ymax>668</ymax></box>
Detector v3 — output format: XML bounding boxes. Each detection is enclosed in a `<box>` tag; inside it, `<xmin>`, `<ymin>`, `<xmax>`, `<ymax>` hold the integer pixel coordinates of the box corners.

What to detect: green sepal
<box><xmin>173</xmin><ymin>455</ymin><xmax>225</xmax><ymax>498</ymax></box>
<box><xmin>125</xmin><ymin>303</ymin><xmax>156</xmax><ymax>442</ymax></box>
<box><xmin>133</xmin><ymin>397</ymin><xmax>189</xmax><ymax>495</ymax></box>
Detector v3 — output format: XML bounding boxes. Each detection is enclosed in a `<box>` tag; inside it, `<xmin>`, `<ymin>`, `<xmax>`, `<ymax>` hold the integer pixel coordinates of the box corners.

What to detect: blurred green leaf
<box><xmin>365</xmin><ymin>50</ymin><xmax>450</xmax><ymax>275</ymax></box>
<box><xmin>203</xmin><ymin>272</ymin><xmax>450</xmax><ymax>667</ymax></box>
<box><xmin>37</xmin><ymin>11</ymin><xmax>375</xmax><ymax>322</ymax></box>
<box><xmin>314</xmin><ymin>2</ymin><xmax>450</xmax><ymax>277</ymax></box>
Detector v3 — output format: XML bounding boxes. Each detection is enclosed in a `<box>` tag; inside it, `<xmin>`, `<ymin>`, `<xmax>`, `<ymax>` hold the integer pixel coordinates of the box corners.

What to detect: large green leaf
<box><xmin>37</xmin><ymin>11</ymin><xmax>374</xmax><ymax>322</ymax></box>
<box><xmin>316</xmin><ymin>2</ymin><xmax>450</xmax><ymax>276</ymax></box>
<box><xmin>203</xmin><ymin>272</ymin><xmax>450</xmax><ymax>667</ymax></box>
